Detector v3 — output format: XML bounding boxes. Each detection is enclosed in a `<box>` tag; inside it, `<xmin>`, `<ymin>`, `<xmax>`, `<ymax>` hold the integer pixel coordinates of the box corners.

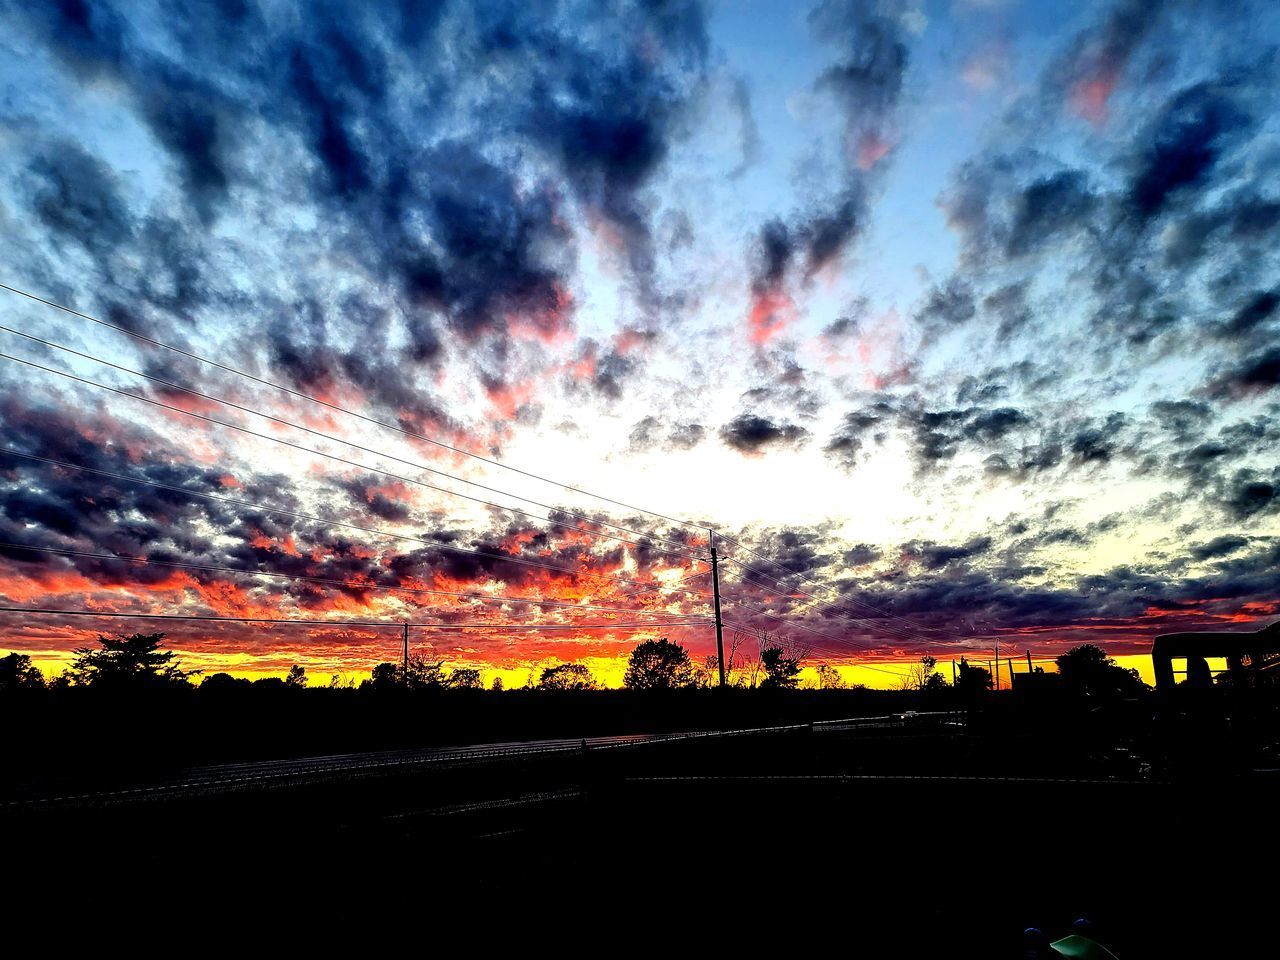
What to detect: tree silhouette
<box><xmin>1055</xmin><ymin>644</ymin><xmax>1145</xmax><ymax>697</ymax></box>
<box><xmin>759</xmin><ymin>645</ymin><xmax>801</xmax><ymax>690</ymax></box>
<box><xmin>67</xmin><ymin>633</ymin><xmax>194</xmax><ymax>689</ymax></box>
<box><xmin>369</xmin><ymin>662</ymin><xmax>401</xmax><ymax>689</ymax></box>
<box><xmin>903</xmin><ymin>655</ymin><xmax>944</xmax><ymax>692</ymax></box>
<box><xmin>449</xmin><ymin>667</ymin><xmax>483</xmax><ymax>689</ymax></box>
<box><xmin>623</xmin><ymin>637</ymin><xmax>697</xmax><ymax>691</ymax></box>
<box><xmin>284</xmin><ymin>664</ymin><xmax>308</xmax><ymax>688</ymax></box>
<box><xmin>537</xmin><ymin>663</ymin><xmax>598</xmax><ymax>691</ymax></box>
<box><xmin>815</xmin><ymin>663</ymin><xmax>846</xmax><ymax>690</ymax></box>
<box><xmin>955</xmin><ymin>658</ymin><xmax>992</xmax><ymax>697</ymax></box>
<box><xmin>201</xmin><ymin>672</ymin><xmax>250</xmax><ymax>693</ymax></box>
<box><xmin>0</xmin><ymin>652</ymin><xmax>45</xmax><ymax>692</ymax></box>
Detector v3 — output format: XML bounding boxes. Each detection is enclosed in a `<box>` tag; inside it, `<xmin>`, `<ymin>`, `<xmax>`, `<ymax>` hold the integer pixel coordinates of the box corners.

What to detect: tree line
<box><xmin>0</xmin><ymin>632</ymin><xmax>823</xmax><ymax>696</ymax></box>
<box><xmin>0</xmin><ymin>630</ymin><xmax>1147</xmax><ymax>699</ymax></box>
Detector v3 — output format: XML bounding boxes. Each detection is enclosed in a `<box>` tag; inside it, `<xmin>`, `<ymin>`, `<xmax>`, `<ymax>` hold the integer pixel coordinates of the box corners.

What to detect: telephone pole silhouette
<box><xmin>710</xmin><ymin>530</ymin><xmax>726</xmax><ymax>688</ymax></box>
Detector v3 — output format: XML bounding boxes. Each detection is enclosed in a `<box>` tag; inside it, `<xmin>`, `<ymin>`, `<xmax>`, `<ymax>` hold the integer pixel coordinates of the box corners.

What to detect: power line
<box><xmin>0</xmin><ymin>325</ymin><xmax>703</xmax><ymax>561</ymax></box>
<box><xmin>613</xmin><ymin>567</ymin><xmax>710</xmax><ymax>599</ymax></box>
<box><xmin>0</xmin><ymin>542</ymin><xmax>710</xmax><ymax>620</ymax></box>
<box><xmin>0</xmin><ymin>354</ymin><xmax>708</xmax><ymax>592</ymax></box>
<box><xmin>0</xmin><ymin>281</ymin><xmax>707</xmax><ymax>535</ymax></box>
<box><xmin>1</xmin><ymin>448</ymin><xmax>712</xmax><ymax>598</ymax></box>
<box><xmin>0</xmin><ymin>605</ymin><xmax>710</xmax><ymax>631</ymax></box>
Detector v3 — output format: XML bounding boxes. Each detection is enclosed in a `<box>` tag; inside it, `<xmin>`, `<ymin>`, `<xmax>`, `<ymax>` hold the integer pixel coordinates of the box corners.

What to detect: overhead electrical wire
<box><xmin>0</xmin><ymin>283</ymin><xmax>967</xmax><ymax>672</ymax></box>
<box><xmin>0</xmin><ymin>325</ymin><xmax>703</xmax><ymax>561</ymax></box>
<box><xmin>0</xmin><ymin>542</ymin><xmax>710</xmax><ymax>621</ymax></box>
<box><xmin>0</xmin><ymin>605</ymin><xmax>710</xmax><ymax>631</ymax></box>
<box><xmin>0</xmin><ymin>281</ymin><xmax>708</xmax><ymax>535</ymax></box>
<box><xmin>0</xmin><ymin>449</ymin><xmax>713</xmax><ymax>599</ymax></box>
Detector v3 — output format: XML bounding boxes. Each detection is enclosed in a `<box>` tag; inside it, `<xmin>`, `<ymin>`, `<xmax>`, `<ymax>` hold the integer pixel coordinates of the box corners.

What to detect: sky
<box><xmin>0</xmin><ymin>0</ymin><xmax>1277</xmax><ymax>688</ymax></box>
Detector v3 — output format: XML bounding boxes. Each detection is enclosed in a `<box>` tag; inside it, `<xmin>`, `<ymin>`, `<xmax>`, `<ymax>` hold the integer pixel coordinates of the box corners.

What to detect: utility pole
<box><xmin>710</xmin><ymin>530</ymin><xmax>726</xmax><ymax>688</ymax></box>
<box><xmin>402</xmin><ymin>621</ymin><xmax>409</xmax><ymax>678</ymax></box>
<box><xmin>994</xmin><ymin>638</ymin><xmax>1000</xmax><ymax>692</ymax></box>
<box><xmin>1027</xmin><ymin>650</ymin><xmax>1032</xmax><ymax>674</ymax></box>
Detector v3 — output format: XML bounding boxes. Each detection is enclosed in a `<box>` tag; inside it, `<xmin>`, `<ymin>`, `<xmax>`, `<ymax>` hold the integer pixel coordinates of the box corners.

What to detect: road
<box><xmin>4</xmin><ymin>712</ymin><xmax>965</xmax><ymax>810</ymax></box>
<box><xmin>4</xmin><ymin>724</ymin><xmax>814</xmax><ymax>810</ymax></box>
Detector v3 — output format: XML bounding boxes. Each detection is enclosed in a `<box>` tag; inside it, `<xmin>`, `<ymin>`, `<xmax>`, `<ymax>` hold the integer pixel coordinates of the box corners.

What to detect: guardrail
<box><xmin>811</xmin><ymin>710</ymin><xmax>967</xmax><ymax>732</ymax></box>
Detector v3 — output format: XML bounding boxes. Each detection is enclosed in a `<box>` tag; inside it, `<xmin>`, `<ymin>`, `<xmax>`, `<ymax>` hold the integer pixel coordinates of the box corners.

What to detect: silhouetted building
<box><xmin>1151</xmin><ymin>620</ymin><xmax>1280</xmax><ymax>692</ymax></box>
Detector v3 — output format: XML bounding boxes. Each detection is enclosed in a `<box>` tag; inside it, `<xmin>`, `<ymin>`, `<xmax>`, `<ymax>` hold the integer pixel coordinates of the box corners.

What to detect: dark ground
<box><xmin>4</xmin><ymin>697</ymin><xmax>1277</xmax><ymax>955</ymax></box>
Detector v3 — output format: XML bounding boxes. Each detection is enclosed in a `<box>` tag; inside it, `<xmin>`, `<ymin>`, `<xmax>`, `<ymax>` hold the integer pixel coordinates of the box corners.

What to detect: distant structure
<box><xmin>1151</xmin><ymin>620</ymin><xmax>1280</xmax><ymax>692</ymax></box>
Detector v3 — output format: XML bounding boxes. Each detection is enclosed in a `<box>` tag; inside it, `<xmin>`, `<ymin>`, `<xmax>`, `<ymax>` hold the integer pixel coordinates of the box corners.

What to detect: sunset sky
<box><xmin>1</xmin><ymin>0</ymin><xmax>1277</xmax><ymax>688</ymax></box>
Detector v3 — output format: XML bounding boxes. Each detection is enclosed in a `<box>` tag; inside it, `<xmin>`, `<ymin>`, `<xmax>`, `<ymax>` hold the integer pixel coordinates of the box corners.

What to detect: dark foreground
<box><xmin>5</xmin><ymin>713</ymin><xmax>1276</xmax><ymax>956</ymax></box>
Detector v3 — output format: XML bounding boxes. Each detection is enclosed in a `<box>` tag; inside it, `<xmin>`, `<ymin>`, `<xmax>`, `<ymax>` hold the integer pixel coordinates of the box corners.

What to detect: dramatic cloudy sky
<box><xmin>0</xmin><ymin>0</ymin><xmax>1277</xmax><ymax>686</ymax></box>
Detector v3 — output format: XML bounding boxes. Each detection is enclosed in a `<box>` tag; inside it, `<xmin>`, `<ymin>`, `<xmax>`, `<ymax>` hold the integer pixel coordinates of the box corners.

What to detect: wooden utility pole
<box><xmin>402</xmin><ymin>621</ymin><xmax>409</xmax><ymax>677</ymax></box>
<box><xmin>994</xmin><ymin>639</ymin><xmax>1000</xmax><ymax>691</ymax></box>
<box><xmin>710</xmin><ymin>531</ymin><xmax>726</xmax><ymax>688</ymax></box>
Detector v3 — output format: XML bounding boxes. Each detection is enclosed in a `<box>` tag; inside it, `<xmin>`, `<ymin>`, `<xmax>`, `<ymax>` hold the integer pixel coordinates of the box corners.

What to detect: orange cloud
<box><xmin>747</xmin><ymin>287</ymin><xmax>795</xmax><ymax>346</ymax></box>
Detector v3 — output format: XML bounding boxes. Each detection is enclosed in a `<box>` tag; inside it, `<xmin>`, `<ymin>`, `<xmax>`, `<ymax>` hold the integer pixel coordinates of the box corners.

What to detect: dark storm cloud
<box><xmin>1150</xmin><ymin>399</ymin><xmax>1214</xmax><ymax>441</ymax></box>
<box><xmin>1222</xmin><ymin>290</ymin><xmax>1280</xmax><ymax>338</ymax></box>
<box><xmin>22</xmin><ymin>140</ymin><xmax>133</xmax><ymax>253</ymax></box>
<box><xmin>1221</xmin><ymin>469</ymin><xmax>1279</xmax><ymax>521</ymax></box>
<box><xmin>591</xmin><ymin>351</ymin><xmax>638</xmax><ymax>401</ymax></box>
<box><xmin>503</xmin><ymin>0</ymin><xmax>710</xmax><ymax>307</ymax></box>
<box><xmin>902</xmin><ymin>536</ymin><xmax>994</xmax><ymax>571</ymax></box>
<box><xmin>1161</xmin><ymin>190</ymin><xmax>1280</xmax><ymax>269</ymax></box>
<box><xmin>0</xmin><ymin>389</ymin><xmax>691</xmax><ymax>612</ymax></box>
<box><xmin>931</xmin><ymin>1</ymin><xmax>1275</xmax><ymax>357</ymax></box>
<box><xmin>743</xmin><ymin>0</ymin><xmax>911</xmax><ymax>303</ymax></box>
<box><xmin>1189</xmin><ymin>534</ymin><xmax>1250</xmax><ymax>561</ymax></box>
<box><xmin>1206</xmin><ymin>347</ymin><xmax>1280</xmax><ymax>399</ymax></box>
<box><xmin>823</xmin><ymin>402</ymin><xmax>891</xmax><ymax>470</ymax></box>
<box><xmin>1069</xmin><ymin>413</ymin><xmax>1127</xmax><ymax>465</ymax></box>
<box><xmin>668</xmin><ymin>421</ymin><xmax>706</xmax><ymax>449</ymax></box>
<box><xmin>823</xmin><ymin>314</ymin><xmax>862</xmax><ymax>340</ymax></box>
<box><xmin>7</xmin><ymin>0</ymin><xmax>714</xmax><ymax>382</ymax></box>
<box><xmin>0</xmin><ymin>395</ymin><xmax>274</xmax><ymax>574</ymax></box>
<box><xmin>981</xmin><ymin>282</ymin><xmax>1034</xmax><ymax>339</ymax></box>
<box><xmin>719</xmin><ymin>414</ymin><xmax>809</xmax><ymax>454</ymax></box>
<box><xmin>1127</xmin><ymin>81</ymin><xmax>1250</xmax><ymax>221</ymax></box>
<box><xmin>915</xmin><ymin>280</ymin><xmax>976</xmax><ymax>339</ymax></box>
<box><xmin>11</xmin><ymin>0</ymin><xmax>240</xmax><ymax>222</ymax></box>
<box><xmin>809</xmin><ymin>0</ymin><xmax>908</xmax><ymax>151</ymax></box>
<box><xmin>629</xmin><ymin>416</ymin><xmax>706</xmax><ymax>453</ymax></box>
<box><xmin>784</xmin><ymin>526</ymin><xmax>1280</xmax><ymax>651</ymax></box>
<box><xmin>1004</xmin><ymin>170</ymin><xmax>1098</xmax><ymax>258</ymax></box>
<box><xmin>843</xmin><ymin>543</ymin><xmax>880</xmax><ymax>566</ymax></box>
<box><xmin>731</xmin><ymin>528</ymin><xmax>835</xmax><ymax>590</ymax></box>
<box><xmin>1043</xmin><ymin>0</ymin><xmax>1162</xmax><ymax>115</ymax></box>
<box><xmin>332</xmin><ymin>475</ymin><xmax>413</xmax><ymax>523</ymax></box>
<box><xmin>1175</xmin><ymin>442</ymin><xmax>1234</xmax><ymax>482</ymax></box>
<box><xmin>905</xmin><ymin>404</ymin><xmax>1040</xmax><ymax>471</ymax></box>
